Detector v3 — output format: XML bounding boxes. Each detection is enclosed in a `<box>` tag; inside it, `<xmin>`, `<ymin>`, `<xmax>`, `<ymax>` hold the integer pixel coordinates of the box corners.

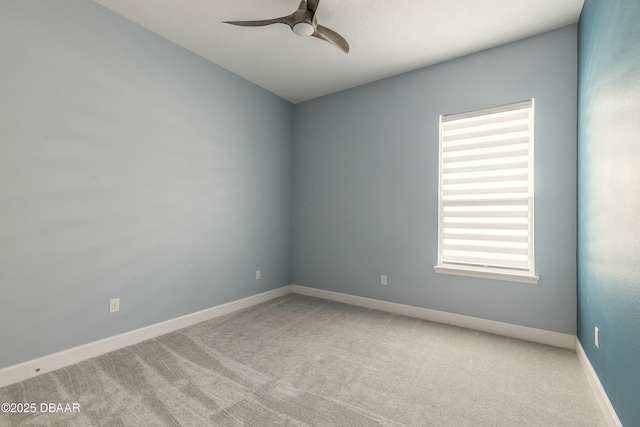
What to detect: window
<box><xmin>434</xmin><ymin>100</ymin><xmax>538</xmax><ymax>284</ymax></box>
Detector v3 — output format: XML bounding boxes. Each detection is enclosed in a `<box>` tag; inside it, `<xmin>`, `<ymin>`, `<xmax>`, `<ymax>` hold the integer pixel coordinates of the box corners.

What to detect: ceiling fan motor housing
<box><xmin>293</xmin><ymin>21</ymin><xmax>315</xmax><ymax>36</ymax></box>
<box><xmin>291</xmin><ymin>9</ymin><xmax>316</xmax><ymax>36</ymax></box>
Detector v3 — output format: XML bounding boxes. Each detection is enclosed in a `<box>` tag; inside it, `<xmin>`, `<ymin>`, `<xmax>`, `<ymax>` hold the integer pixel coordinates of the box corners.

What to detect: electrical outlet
<box><xmin>109</xmin><ymin>298</ymin><xmax>120</xmax><ymax>314</ymax></box>
<box><xmin>381</xmin><ymin>275</ymin><xmax>387</xmax><ymax>286</ymax></box>
<box><xmin>256</xmin><ymin>270</ymin><xmax>261</xmax><ymax>280</ymax></box>
<box><xmin>595</xmin><ymin>327</ymin><xmax>599</xmax><ymax>348</ymax></box>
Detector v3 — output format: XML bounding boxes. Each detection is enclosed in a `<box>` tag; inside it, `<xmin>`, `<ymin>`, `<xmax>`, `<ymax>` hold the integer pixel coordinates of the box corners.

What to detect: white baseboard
<box><xmin>291</xmin><ymin>285</ymin><xmax>575</xmax><ymax>349</ymax></box>
<box><xmin>0</xmin><ymin>286</ymin><xmax>292</xmax><ymax>389</ymax></box>
<box><xmin>576</xmin><ymin>339</ymin><xmax>623</xmax><ymax>427</ymax></box>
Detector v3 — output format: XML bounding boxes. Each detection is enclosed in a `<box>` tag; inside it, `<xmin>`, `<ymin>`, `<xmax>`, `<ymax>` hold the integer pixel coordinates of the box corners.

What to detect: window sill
<box><xmin>433</xmin><ymin>265</ymin><xmax>539</xmax><ymax>285</ymax></box>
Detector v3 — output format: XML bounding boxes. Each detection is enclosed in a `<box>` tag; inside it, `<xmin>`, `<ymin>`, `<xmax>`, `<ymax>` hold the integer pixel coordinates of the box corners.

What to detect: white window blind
<box><xmin>436</xmin><ymin>100</ymin><xmax>537</xmax><ymax>283</ymax></box>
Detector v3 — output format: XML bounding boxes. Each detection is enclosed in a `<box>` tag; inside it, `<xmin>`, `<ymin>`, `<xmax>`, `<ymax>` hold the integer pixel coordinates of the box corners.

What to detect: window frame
<box><xmin>434</xmin><ymin>100</ymin><xmax>539</xmax><ymax>284</ymax></box>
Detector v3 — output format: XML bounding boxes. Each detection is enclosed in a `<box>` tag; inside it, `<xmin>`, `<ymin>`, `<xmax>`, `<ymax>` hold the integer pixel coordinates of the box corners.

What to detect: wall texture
<box><xmin>0</xmin><ymin>0</ymin><xmax>293</xmax><ymax>369</ymax></box>
<box><xmin>293</xmin><ymin>26</ymin><xmax>578</xmax><ymax>334</ymax></box>
<box><xmin>577</xmin><ymin>1</ymin><xmax>640</xmax><ymax>425</ymax></box>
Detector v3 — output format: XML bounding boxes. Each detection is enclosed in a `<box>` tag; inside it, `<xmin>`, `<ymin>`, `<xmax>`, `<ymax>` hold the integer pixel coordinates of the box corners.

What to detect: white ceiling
<box><xmin>91</xmin><ymin>0</ymin><xmax>584</xmax><ymax>104</ymax></box>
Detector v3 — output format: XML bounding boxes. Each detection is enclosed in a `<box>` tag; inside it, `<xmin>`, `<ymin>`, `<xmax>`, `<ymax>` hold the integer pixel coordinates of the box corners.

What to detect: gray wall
<box><xmin>293</xmin><ymin>26</ymin><xmax>578</xmax><ymax>334</ymax></box>
<box><xmin>0</xmin><ymin>0</ymin><xmax>293</xmax><ymax>369</ymax></box>
<box><xmin>577</xmin><ymin>0</ymin><xmax>640</xmax><ymax>424</ymax></box>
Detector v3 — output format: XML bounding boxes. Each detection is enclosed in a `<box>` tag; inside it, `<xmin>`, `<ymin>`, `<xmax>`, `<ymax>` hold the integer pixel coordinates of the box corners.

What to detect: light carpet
<box><xmin>0</xmin><ymin>294</ymin><xmax>606</xmax><ymax>426</ymax></box>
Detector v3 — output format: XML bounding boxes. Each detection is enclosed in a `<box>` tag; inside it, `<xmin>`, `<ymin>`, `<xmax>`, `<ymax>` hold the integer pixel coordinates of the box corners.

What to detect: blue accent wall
<box><xmin>578</xmin><ymin>1</ymin><xmax>640</xmax><ymax>425</ymax></box>
<box><xmin>293</xmin><ymin>26</ymin><xmax>578</xmax><ymax>334</ymax></box>
<box><xmin>0</xmin><ymin>0</ymin><xmax>293</xmax><ymax>369</ymax></box>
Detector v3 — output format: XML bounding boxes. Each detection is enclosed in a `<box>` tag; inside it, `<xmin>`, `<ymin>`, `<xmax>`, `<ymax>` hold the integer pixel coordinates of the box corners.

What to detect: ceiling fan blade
<box><xmin>307</xmin><ymin>0</ymin><xmax>320</xmax><ymax>13</ymax></box>
<box><xmin>224</xmin><ymin>16</ymin><xmax>291</xmax><ymax>27</ymax></box>
<box><xmin>312</xmin><ymin>25</ymin><xmax>349</xmax><ymax>53</ymax></box>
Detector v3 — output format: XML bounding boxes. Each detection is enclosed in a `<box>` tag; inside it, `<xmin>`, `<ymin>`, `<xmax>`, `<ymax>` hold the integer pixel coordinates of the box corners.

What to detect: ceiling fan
<box><xmin>223</xmin><ymin>0</ymin><xmax>349</xmax><ymax>54</ymax></box>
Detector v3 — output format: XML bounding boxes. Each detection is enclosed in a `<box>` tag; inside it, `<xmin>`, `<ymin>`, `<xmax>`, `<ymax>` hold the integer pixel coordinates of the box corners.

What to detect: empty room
<box><xmin>0</xmin><ymin>0</ymin><xmax>638</xmax><ymax>426</ymax></box>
